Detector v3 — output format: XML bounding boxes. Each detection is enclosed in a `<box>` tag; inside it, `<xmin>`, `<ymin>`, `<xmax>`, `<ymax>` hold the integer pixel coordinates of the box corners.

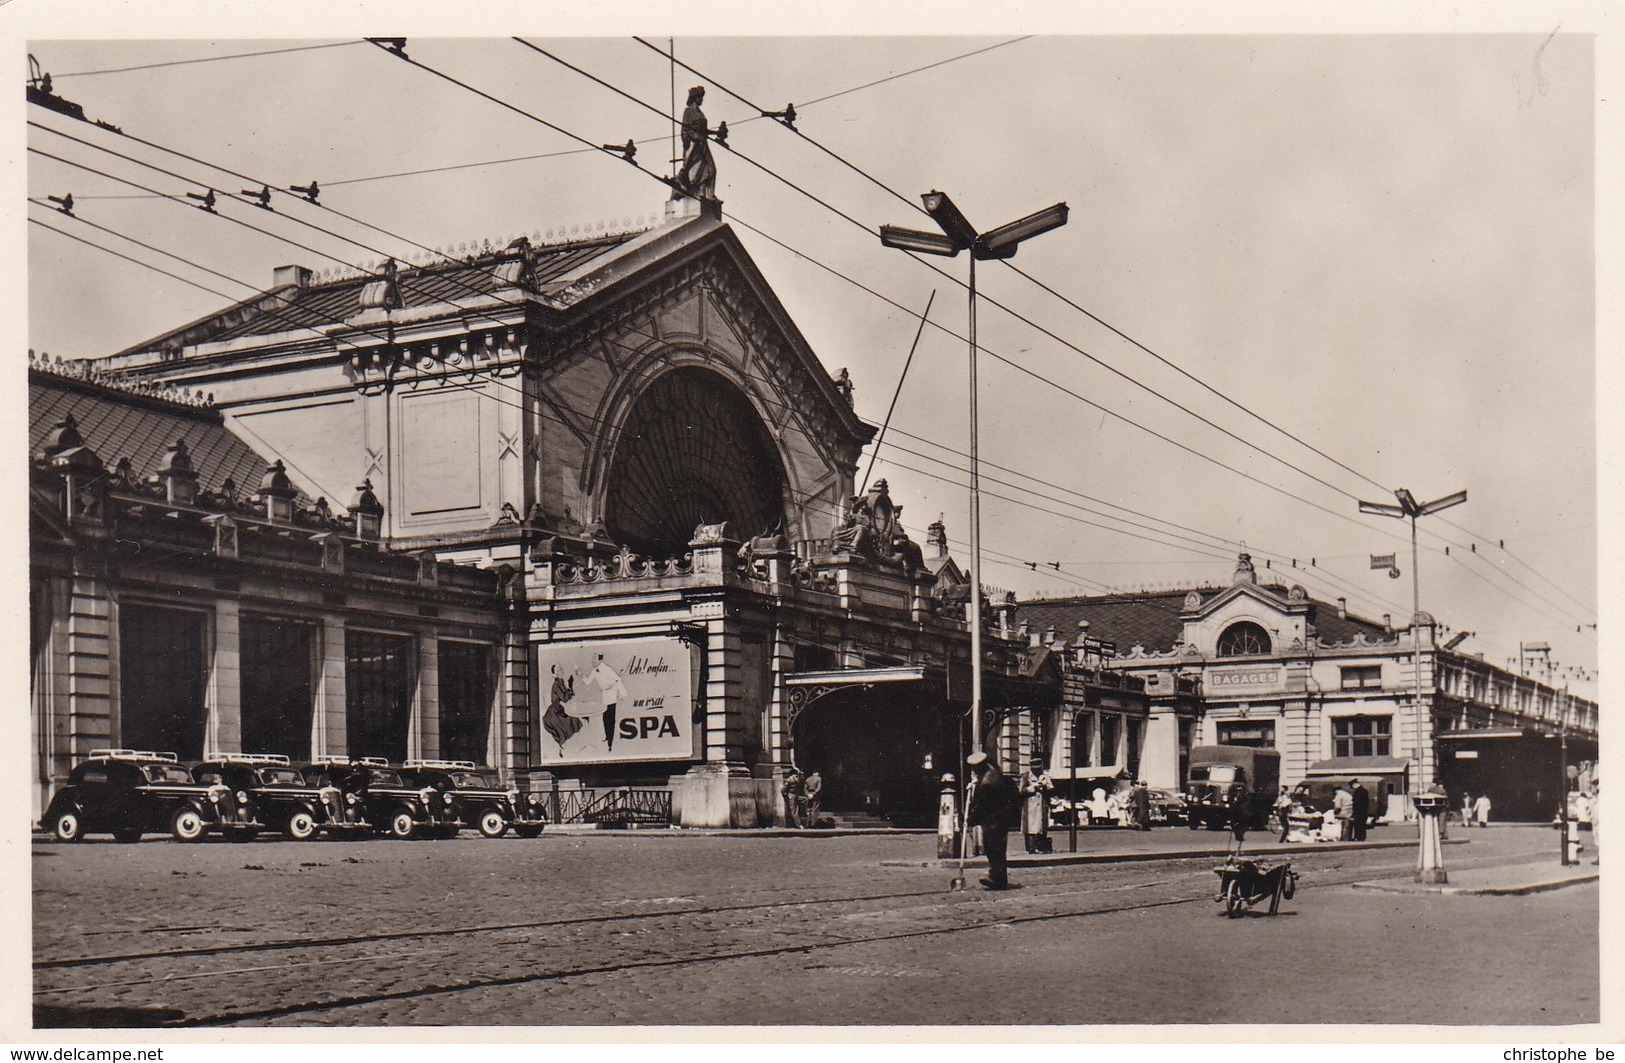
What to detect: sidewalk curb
<box><xmin>1350</xmin><ymin>872</ymin><xmax>1599</xmax><ymax>897</ymax></box>
<box><xmin>882</xmin><ymin>836</ymin><xmax>1441</xmax><ymax>869</ymax></box>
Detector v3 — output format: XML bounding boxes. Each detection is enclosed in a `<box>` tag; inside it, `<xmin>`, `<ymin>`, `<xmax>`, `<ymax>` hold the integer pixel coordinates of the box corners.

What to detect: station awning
<box><xmin>1306</xmin><ymin>756</ymin><xmax>1411</xmax><ymax>777</ymax></box>
<box><xmin>787</xmin><ymin>666</ymin><xmax>931</xmax><ymax>687</ymax></box>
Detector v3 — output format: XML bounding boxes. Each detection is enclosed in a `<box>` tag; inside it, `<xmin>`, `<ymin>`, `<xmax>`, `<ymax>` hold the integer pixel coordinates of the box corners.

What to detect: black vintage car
<box><xmin>397</xmin><ymin>759</ymin><xmax>547</xmax><ymax>839</ymax></box>
<box><xmin>300</xmin><ymin>757</ymin><xmax>462</xmax><ymax>839</ymax></box>
<box><xmin>42</xmin><ymin>749</ymin><xmax>262</xmax><ymax>843</ymax></box>
<box><xmin>195</xmin><ymin>753</ymin><xmax>370</xmax><ymax>840</ymax></box>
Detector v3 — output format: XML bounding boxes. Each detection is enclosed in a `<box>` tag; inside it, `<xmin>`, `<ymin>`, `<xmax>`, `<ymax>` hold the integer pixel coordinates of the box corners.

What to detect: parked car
<box><xmin>42</xmin><ymin>749</ymin><xmax>261</xmax><ymax>843</ymax></box>
<box><xmin>396</xmin><ymin>759</ymin><xmax>547</xmax><ymax>838</ymax></box>
<box><xmin>195</xmin><ymin>753</ymin><xmax>369</xmax><ymax>840</ymax></box>
<box><xmin>300</xmin><ymin>756</ymin><xmax>462</xmax><ymax>839</ymax></box>
<box><xmin>1145</xmin><ymin>787</ymin><xmax>1188</xmax><ymax>825</ymax></box>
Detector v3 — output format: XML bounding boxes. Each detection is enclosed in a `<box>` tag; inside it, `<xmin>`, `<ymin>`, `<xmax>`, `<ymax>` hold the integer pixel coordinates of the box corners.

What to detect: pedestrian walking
<box><xmin>1474</xmin><ymin>792</ymin><xmax>1492</xmax><ymax>828</ymax></box>
<box><xmin>1462</xmin><ymin>792</ymin><xmax>1475</xmax><ymax>828</ymax></box>
<box><xmin>966</xmin><ymin>751</ymin><xmax>1021</xmax><ymax>891</ymax></box>
<box><xmin>803</xmin><ymin>770</ymin><xmax>823</xmax><ymax>828</ymax></box>
<box><xmin>1132</xmin><ymin>779</ymin><xmax>1153</xmax><ymax>831</ymax></box>
<box><xmin>1351</xmin><ymin>779</ymin><xmax>1371</xmax><ymax>841</ymax></box>
<box><xmin>1274</xmin><ymin>785</ymin><xmax>1294</xmax><ymax>842</ymax></box>
<box><xmin>1333</xmin><ymin>782</ymin><xmax>1355</xmax><ymax>841</ymax></box>
<box><xmin>1429</xmin><ymin>782</ymin><xmax>1450</xmax><ymax>840</ymax></box>
<box><xmin>1020</xmin><ymin>757</ymin><xmax>1055</xmax><ymax>853</ymax></box>
<box><xmin>781</xmin><ymin>769</ymin><xmax>805</xmax><ymax>829</ymax></box>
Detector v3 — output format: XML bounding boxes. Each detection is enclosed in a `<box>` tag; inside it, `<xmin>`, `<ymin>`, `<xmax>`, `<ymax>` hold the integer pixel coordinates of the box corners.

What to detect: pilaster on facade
<box><xmin>313</xmin><ymin>616</ymin><xmax>348</xmax><ymax>758</ymax></box>
<box><xmin>412</xmin><ymin>633</ymin><xmax>440</xmax><ymax>761</ymax></box>
<box><xmin>496</xmin><ymin>613</ymin><xmax>533</xmax><ymax>771</ymax></box>
<box><xmin>702</xmin><ymin>622</ymin><xmax>746</xmax><ymax>764</ymax></box>
<box><xmin>64</xmin><ymin>575</ymin><xmax>113</xmax><ymax>762</ymax></box>
<box><xmin>208</xmin><ymin>599</ymin><xmax>241</xmax><ymax>756</ymax></box>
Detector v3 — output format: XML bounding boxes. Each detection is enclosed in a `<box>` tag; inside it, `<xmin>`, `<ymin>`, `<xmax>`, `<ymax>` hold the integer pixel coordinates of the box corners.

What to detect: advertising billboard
<box><xmin>535</xmin><ymin>637</ymin><xmax>699</xmax><ymax>766</ymax></box>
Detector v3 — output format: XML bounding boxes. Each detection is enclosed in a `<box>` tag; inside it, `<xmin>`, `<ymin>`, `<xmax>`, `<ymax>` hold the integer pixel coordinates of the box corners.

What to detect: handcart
<box><xmin>1213</xmin><ymin>856</ymin><xmax>1297</xmax><ymax>917</ymax></box>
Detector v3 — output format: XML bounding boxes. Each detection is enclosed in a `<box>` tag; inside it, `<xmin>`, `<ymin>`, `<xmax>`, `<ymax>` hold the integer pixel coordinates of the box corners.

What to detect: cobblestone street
<box><xmin>32</xmin><ymin>825</ymin><xmax>1597</xmax><ymax>1028</ymax></box>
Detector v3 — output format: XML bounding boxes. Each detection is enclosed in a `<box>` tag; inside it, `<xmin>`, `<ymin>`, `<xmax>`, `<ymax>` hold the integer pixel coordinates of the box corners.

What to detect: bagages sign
<box><xmin>536</xmin><ymin>637</ymin><xmax>700</xmax><ymax>765</ymax></box>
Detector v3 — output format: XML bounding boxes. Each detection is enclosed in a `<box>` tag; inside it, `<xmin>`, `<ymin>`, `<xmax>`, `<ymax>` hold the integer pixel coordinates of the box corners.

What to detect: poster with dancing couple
<box><xmin>536</xmin><ymin>637</ymin><xmax>699</xmax><ymax>765</ymax></box>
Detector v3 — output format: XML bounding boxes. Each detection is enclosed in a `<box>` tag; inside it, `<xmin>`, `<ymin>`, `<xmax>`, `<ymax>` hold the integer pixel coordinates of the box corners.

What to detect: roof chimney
<box><xmin>1382</xmin><ymin>613</ymin><xmax>1392</xmax><ymax>632</ymax></box>
<box><xmin>1337</xmin><ymin>597</ymin><xmax>1347</xmax><ymax>619</ymax></box>
<box><xmin>273</xmin><ymin>264</ymin><xmax>313</xmax><ymax>288</ymax></box>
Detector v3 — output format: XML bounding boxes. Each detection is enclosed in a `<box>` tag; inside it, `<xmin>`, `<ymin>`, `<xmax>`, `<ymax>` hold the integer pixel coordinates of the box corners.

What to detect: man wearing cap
<box><xmin>966</xmin><ymin>751</ymin><xmax>1021</xmax><ymax>890</ymax></box>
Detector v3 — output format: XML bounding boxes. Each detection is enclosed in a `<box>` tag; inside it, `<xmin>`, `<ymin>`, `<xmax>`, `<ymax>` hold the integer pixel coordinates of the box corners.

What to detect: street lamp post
<box><xmin>1356</xmin><ymin>487</ymin><xmax>1467</xmax><ymax>799</ymax></box>
<box><xmin>880</xmin><ymin>192</ymin><xmax>1068</xmax><ymax>757</ymax></box>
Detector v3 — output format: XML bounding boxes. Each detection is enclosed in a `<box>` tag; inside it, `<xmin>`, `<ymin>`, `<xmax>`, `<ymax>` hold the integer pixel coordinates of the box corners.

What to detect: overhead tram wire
<box><xmin>29</xmin><ymin>209</ymin><xmax>1446</xmax><ymax>640</ymax></box>
<box><xmin>63</xmin><ymin>37</ymin><xmax>1023</xmax><ymax>193</ymax></box>
<box><xmin>28</xmin><ymin>170</ymin><xmax>1577</xmax><ymax>646</ymax></box>
<box><xmin>37</xmin><ymin>109</ymin><xmax>1221</xmax><ymax>565</ymax></box>
<box><xmin>52</xmin><ymin>42</ymin><xmax>1424</xmax><ymax>558</ymax></box>
<box><xmin>524</xmin><ymin>40</ymin><xmax>1383</xmax><ymax>512</ymax></box>
<box><xmin>30</xmin><ymin>118</ymin><xmax>1557</xmax><ymax>637</ymax></box>
<box><xmin>44</xmin><ymin>42</ymin><xmax>1582</xmax><ymax>629</ymax></box>
<box><xmin>30</xmin><ymin>71</ymin><xmax>1563</xmax><ymax>626</ymax></box>
<box><xmin>620</xmin><ymin>39</ymin><xmax>1395</xmax><ymax>493</ymax></box>
<box><xmin>47</xmin><ymin>41</ymin><xmax>365</xmax><ymax>80</ymax></box>
<box><xmin>623</xmin><ymin>39</ymin><xmax>1597</xmax><ymax>618</ymax></box>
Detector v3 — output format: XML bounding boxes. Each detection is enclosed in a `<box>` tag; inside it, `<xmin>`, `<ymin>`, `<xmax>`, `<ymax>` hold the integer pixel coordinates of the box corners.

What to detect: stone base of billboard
<box><xmin>675</xmin><ymin>762</ymin><xmax>763</xmax><ymax>828</ymax></box>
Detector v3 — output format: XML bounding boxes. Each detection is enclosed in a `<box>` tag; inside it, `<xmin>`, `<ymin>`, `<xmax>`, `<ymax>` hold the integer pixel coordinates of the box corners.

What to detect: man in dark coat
<box><xmin>966</xmin><ymin>751</ymin><xmax>1021</xmax><ymax>890</ymax></box>
<box><xmin>1351</xmin><ymin>779</ymin><xmax>1371</xmax><ymax>842</ymax></box>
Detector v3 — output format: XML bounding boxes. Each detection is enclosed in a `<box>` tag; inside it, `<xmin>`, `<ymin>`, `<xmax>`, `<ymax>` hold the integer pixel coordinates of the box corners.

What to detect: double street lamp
<box><xmin>880</xmin><ymin>192</ymin><xmax>1069</xmax><ymax>756</ymax></box>
<box><xmin>1356</xmin><ymin>486</ymin><xmax>1467</xmax><ymax>795</ymax></box>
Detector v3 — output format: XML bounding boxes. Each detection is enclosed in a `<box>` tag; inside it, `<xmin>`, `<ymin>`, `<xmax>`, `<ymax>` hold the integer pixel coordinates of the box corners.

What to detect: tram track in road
<box><xmin>35</xmin><ymin>847</ymin><xmax>1454</xmax><ymax>1028</ymax></box>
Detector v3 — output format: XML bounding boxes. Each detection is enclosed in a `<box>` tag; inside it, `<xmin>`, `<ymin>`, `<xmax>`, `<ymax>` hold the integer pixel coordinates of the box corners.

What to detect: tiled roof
<box><xmin>1020</xmin><ymin>586</ymin><xmax>1392</xmax><ymax>654</ymax></box>
<box><xmin>30</xmin><ymin>369</ymin><xmax>272</xmax><ymax>492</ymax></box>
<box><xmin>121</xmin><ymin>232</ymin><xmax>644</xmax><ymax>353</ymax></box>
<box><xmin>1021</xmin><ymin>591</ymin><xmax>1194</xmax><ymax>653</ymax></box>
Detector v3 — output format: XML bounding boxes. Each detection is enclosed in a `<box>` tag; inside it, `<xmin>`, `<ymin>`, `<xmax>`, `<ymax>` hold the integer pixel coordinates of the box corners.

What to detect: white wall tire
<box><xmin>388</xmin><ymin>810</ymin><xmax>416</xmax><ymax>840</ymax></box>
<box><xmin>287</xmin><ymin>810</ymin><xmax>319</xmax><ymax>841</ymax></box>
<box><xmin>478</xmin><ymin>809</ymin><xmax>508</xmax><ymax>838</ymax></box>
<box><xmin>53</xmin><ymin>811</ymin><xmax>83</xmax><ymax>842</ymax></box>
<box><xmin>171</xmin><ymin>807</ymin><xmax>207</xmax><ymax>843</ymax></box>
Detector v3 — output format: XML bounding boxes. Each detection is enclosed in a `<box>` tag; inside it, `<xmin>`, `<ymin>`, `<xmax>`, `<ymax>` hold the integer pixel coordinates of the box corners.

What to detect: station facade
<box><xmin>43</xmin><ymin>200</ymin><xmax>1053</xmax><ymax>827</ymax></box>
<box><xmin>1018</xmin><ymin>552</ymin><xmax>1598</xmax><ymax>820</ymax></box>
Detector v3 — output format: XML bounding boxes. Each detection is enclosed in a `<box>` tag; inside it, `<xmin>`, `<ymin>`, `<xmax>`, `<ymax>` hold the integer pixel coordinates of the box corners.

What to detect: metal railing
<box><xmin>536</xmin><ymin>787</ymin><xmax>673</xmax><ymax>826</ymax></box>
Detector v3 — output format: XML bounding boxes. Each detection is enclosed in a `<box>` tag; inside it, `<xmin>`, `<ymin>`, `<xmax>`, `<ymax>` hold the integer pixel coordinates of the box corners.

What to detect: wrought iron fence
<box><xmin>535</xmin><ymin>787</ymin><xmax>673</xmax><ymax>827</ymax></box>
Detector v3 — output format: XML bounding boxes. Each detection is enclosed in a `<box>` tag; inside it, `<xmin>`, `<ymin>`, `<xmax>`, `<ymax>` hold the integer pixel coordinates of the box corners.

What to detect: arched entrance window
<box><xmin>1217</xmin><ymin>621</ymin><xmax>1271</xmax><ymax>657</ymax></box>
<box><xmin>603</xmin><ymin>367</ymin><xmax>786</xmax><ymax>557</ymax></box>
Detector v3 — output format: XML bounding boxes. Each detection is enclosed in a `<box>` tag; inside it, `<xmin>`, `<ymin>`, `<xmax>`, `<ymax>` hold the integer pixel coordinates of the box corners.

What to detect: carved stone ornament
<box><xmin>690</xmin><ymin>521</ymin><xmax>733</xmax><ymax>546</ymax></box>
<box><xmin>1184</xmin><ymin>591</ymin><xmax>1203</xmax><ymax>611</ymax></box>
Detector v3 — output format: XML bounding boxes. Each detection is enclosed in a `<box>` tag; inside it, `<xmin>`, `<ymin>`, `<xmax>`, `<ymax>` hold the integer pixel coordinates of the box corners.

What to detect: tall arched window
<box><xmin>1217</xmin><ymin>621</ymin><xmax>1271</xmax><ymax>657</ymax></box>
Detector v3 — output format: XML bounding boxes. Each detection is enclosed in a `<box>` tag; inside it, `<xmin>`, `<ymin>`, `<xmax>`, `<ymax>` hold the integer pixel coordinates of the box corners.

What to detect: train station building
<box><xmin>30</xmin><ymin>199</ymin><xmax>1063</xmax><ymax>827</ymax></box>
<box><xmin>1018</xmin><ymin>551</ymin><xmax>1597</xmax><ymax>820</ymax></box>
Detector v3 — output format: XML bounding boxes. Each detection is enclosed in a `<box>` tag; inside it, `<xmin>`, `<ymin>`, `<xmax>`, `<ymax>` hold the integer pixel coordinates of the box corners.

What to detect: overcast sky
<box><xmin>21</xmin><ymin>23</ymin><xmax>1603</xmax><ymax>692</ymax></box>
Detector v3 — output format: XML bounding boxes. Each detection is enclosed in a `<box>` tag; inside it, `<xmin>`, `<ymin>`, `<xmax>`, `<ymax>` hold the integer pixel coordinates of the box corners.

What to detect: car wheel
<box><xmin>287</xmin><ymin>810</ymin><xmax>319</xmax><ymax>841</ymax></box>
<box><xmin>52</xmin><ymin>810</ymin><xmax>84</xmax><ymax>843</ymax></box>
<box><xmin>1281</xmin><ymin>870</ymin><xmax>1297</xmax><ymax>900</ymax></box>
<box><xmin>113</xmin><ymin>829</ymin><xmax>143</xmax><ymax>844</ymax></box>
<box><xmin>514</xmin><ymin>825</ymin><xmax>543</xmax><ymax>839</ymax></box>
<box><xmin>478</xmin><ymin>809</ymin><xmax>508</xmax><ymax>838</ymax></box>
<box><xmin>388</xmin><ymin>810</ymin><xmax>416</xmax><ymax>840</ymax></box>
<box><xmin>171</xmin><ymin>807</ymin><xmax>207</xmax><ymax>843</ymax></box>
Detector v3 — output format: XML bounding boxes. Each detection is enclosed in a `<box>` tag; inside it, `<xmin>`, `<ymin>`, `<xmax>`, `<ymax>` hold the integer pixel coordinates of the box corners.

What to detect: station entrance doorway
<box><xmin>788</xmin><ymin>674</ymin><xmax>962</xmax><ymax>828</ymax></box>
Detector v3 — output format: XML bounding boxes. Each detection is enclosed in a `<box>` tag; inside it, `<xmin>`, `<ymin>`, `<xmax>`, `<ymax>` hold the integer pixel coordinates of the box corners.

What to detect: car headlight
<box><xmin>346</xmin><ymin>793</ymin><xmax>359</xmax><ymax>806</ymax></box>
<box><xmin>209</xmin><ymin>791</ymin><xmax>222</xmax><ymax>803</ymax></box>
<box><xmin>236</xmin><ymin>790</ymin><xmax>250</xmax><ymax>804</ymax></box>
<box><xmin>443</xmin><ymin>792</ymin><xmax>455</xmax><ymax>807</ymax></box>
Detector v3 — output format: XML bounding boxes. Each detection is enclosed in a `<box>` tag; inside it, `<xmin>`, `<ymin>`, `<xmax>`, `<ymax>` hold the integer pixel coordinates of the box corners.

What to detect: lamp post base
<box><xmin>1415</xmin><ymin>868</ymin><xmax>1449</xmax><ymax>885</ymax></box>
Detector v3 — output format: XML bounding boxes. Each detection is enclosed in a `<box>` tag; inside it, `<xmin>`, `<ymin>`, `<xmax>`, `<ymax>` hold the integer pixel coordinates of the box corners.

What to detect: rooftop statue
<box><xmin>674</xmin><ymin>86</ymin><xmax>719</xmax><ymax>202</ymax></box>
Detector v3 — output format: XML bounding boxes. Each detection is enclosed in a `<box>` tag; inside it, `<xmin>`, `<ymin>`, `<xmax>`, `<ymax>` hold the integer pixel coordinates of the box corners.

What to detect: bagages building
<box><xmin>29</xmin><ymin>199</ymin><xmax>1059</xmax><ymax>827</ymax></box>
<box><xmin>1017</xmin><ymin>551</ymin><xmax>1597</xmax><ymax>820</ymax></box>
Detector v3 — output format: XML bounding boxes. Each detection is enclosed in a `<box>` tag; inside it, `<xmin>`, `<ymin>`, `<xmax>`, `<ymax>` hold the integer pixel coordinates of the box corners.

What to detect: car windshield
<box><xmin>260</xmin><ymin>768</ymin><xmax>307</xmax><ymax>786</ymax></box>
<box><xmin>1191</xmin><ymin>765</ymin><xmax>1237</xmax><ymax>785</ymax></box>
<box><xmin>367</xmin><ymin>769</ymin><xmax>406</xmax><ymax>787</ymax></box>
<box><xmin>448</xmin><ymin>771</ymin><xmax>500</xmax><ymax>788</ymax></box>
<box><xmin>142</xmin><ymin>765</ymin><xmax>196</xmax><ymax>784</ymax></box>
